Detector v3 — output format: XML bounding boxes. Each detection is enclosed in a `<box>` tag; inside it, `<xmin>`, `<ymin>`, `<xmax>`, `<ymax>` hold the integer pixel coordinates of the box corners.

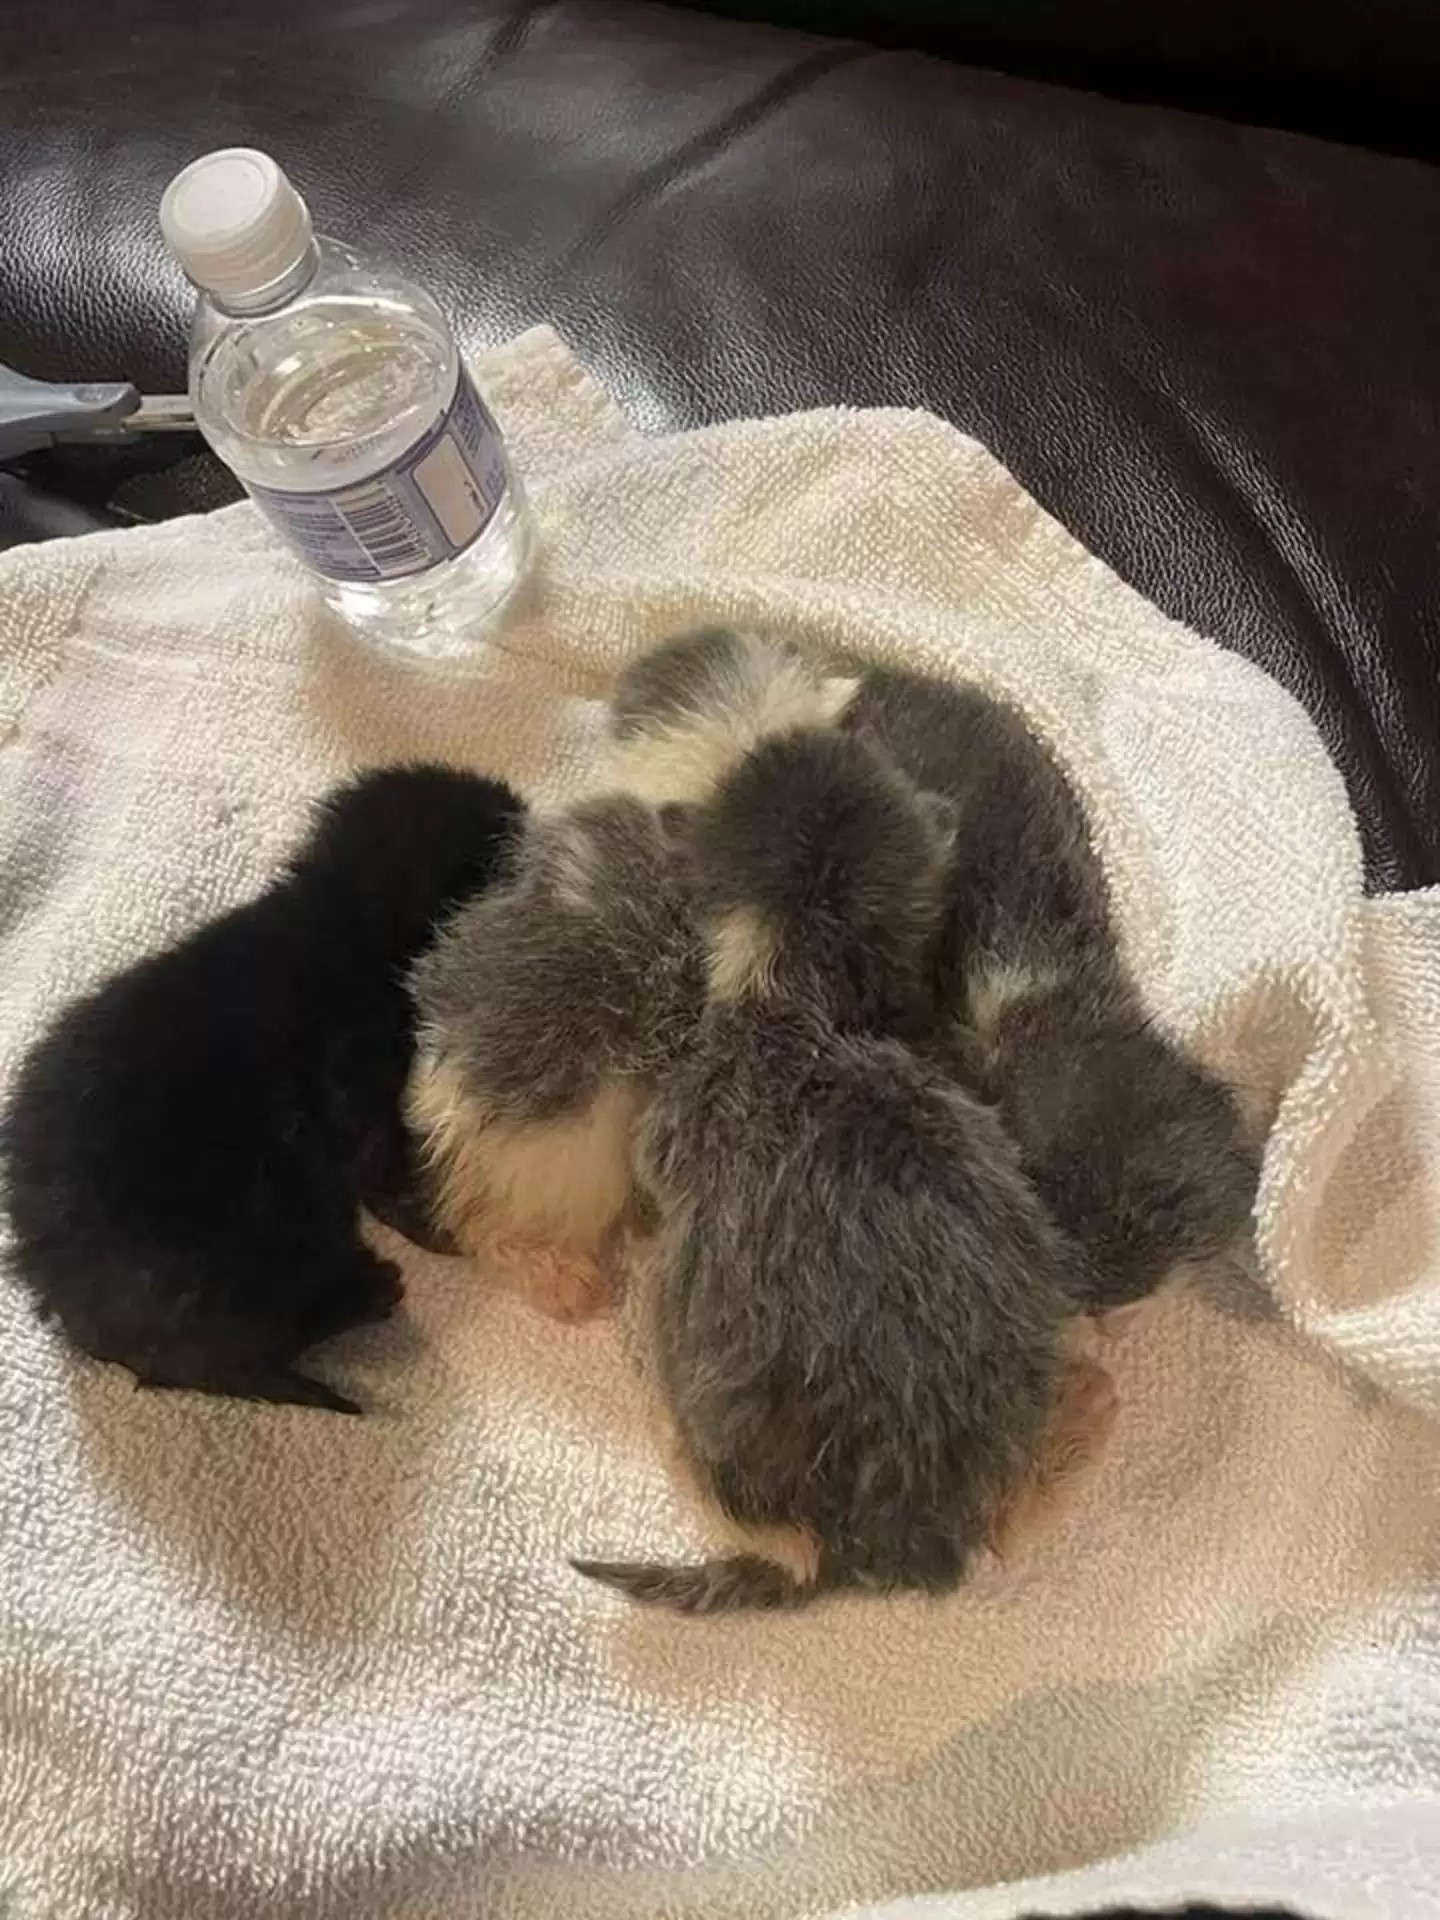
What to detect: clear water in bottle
<box><xmin>161</xmin><ymin>150</ymin><xmax>533</xmax><ymax>661</ymax></box>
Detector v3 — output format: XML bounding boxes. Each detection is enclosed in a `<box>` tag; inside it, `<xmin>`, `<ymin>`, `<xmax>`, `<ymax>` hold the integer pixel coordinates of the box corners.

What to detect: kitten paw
<box><xmin>356</xmin><ymin>1256</ymin><xmax>405</xmax><ymax>1324</ymax></box>
<box><xmin>1042</xmin><ymin>1357</ymin><xmax>1118</xmax><ymax>1484</ymax></box>
<box><xmin>1095</xmin><ymin>1298</ymin><xmax>1153</xmax><ymax>1342</ymax></box>
<box><xmin>494</xmin><ymin>1241</ymin><xmax>611</xmax><ymax>1323</ymax></box>
<box><xmin>987</xmin><ymin>1358</ymin><xmax>1119</xmax><ymax>1564</ymax></box>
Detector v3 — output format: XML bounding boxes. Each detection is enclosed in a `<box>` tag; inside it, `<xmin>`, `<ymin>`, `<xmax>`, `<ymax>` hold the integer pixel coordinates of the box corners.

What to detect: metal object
<box><xmin>0</xmin><ymin>363</ymin><xmax>195</xmax><ymax>463</ymax></box>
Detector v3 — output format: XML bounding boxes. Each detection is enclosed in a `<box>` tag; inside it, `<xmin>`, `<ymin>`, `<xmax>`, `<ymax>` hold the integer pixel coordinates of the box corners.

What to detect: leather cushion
<box><xmin>1</xmin><ymin>0</ymin><xmax>1435</xmax><ymax>886</ymax></box>
<box><xmin>663</xmin><ymin>0</ymin><xmax>1440</xmax><ymax>160</ymax></box>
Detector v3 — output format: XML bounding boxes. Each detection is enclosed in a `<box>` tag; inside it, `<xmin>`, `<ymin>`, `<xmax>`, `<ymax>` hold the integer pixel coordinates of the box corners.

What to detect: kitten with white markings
<box><xmin>837</xmin><ymin>664</ymin><xmax>1259</xmax><ymax>1319</ymax></box>
<box><xmin>405</xmin><ymin>628</ymin><xmax>857</xmax><ymax>1319</ymax></box>
<box><xmin>407</xmin><ymin>794</ymin><xmax>704</xmax><ymax>1320</ymax></box>
<box><xmin>573</xmin><ymin>726</ymin><xmax>1112</xmax><ymax>1613</ymax></box>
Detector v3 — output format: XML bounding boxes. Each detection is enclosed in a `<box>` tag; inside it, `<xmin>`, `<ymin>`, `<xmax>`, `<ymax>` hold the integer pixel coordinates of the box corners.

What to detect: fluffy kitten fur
<box><xmin>404</xmin><ymin>629</ymin><xmax>860</xmax><ymax>1316</ymax></box>
<box><xmin>573</xmin><ymin>727</ymin><xmax>1101</xmax><ymax>1613</ymax></box>
<box><xmin>838</xmin><ymin>664</ymin><xmax>1259</xmax><ymax>1314</ymax></box>
<box><xmin>1</xmin><ymin>764</ymin><xmax>521</xmax><ymax>1413</ymax></box>
<box><xmin>407</xmin><ymin>794</ymin><xmax>704</xmax><ymax>1319</ymax></box>
<box><xmin>608</xmin><ymin>626</ymin><xmax>1258</xmax><ymax>1318</ymax></box>
<box><xmin>606</xmin><ymin>625</ymin><xmax>857</xmax><ymax>806</ymax></box>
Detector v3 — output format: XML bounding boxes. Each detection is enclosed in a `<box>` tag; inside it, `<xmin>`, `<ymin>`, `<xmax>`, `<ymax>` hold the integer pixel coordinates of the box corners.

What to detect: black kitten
<box><xmin>1</xmin><ymin>764</ymin><xmax>523</xmax><ymax>1413</ymax></box>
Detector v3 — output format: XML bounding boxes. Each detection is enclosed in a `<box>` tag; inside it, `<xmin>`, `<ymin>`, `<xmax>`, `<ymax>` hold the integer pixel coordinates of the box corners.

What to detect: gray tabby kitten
<box><xmin>573</xmin><ymin>725</ymin><xmax>1111</xmax><ymax>1613</ymax></box>
<box><xmin>405</xmin><ymin>628</ymin><xmax>860</xmax><ymax>1316</ymax></box>
<box><xmin>606</xmin><ymin>626</ymin><xmax>1258</xmax><ymax>1321</ymax></box>
<box><xmin>407</xmin><ymin>794</ymin><xmax>703</xmax><ymax>1320</ymax></box>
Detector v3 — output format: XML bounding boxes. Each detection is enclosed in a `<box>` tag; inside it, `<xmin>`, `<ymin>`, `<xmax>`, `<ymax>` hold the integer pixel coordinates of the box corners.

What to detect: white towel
<box><xmin>2</xmin><ymin>327</ymin><xmax>1438</xmax><ymax>1920</ymax></box>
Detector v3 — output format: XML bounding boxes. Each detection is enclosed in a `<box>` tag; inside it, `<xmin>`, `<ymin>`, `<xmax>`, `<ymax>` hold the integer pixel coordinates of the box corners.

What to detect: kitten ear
<box><xmin>918</xmin><ymin>789</ymin><xmax>961</xmax><ymax>854</ymax></box>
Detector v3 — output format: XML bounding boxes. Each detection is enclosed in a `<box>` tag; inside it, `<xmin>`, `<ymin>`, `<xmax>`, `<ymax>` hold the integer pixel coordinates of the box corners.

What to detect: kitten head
<box><xmin>686</xmin><ymin>726</ymin><xmax>956</xmax><ymax>1022</ymax></box>
<box><xmin>605</xmin><ymin>626</ymin><xmax>856</xmax><ymax>806</ymax></box>
<box><xmin>289</xmin><ymin>763</ymin><xmax>522</xmax><ymax>951</ymax></box>
<box><xmin>408</xmin><ymin>792</ymin><xmax>703</xmax><ymax>1127</ymax></box>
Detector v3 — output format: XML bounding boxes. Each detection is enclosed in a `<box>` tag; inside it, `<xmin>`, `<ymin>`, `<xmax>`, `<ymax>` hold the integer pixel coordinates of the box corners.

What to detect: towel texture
<box><xmin>2</xmin><ymin>328</ymin><xmax>1438</xmax><ymax>1920</ymax></box>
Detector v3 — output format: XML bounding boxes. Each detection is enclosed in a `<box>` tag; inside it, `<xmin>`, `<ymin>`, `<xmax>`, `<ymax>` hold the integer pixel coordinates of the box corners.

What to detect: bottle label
<box><xmin>245</xmin><ymin>368</ymin><xmax>511</xmax><ymax>585</ymax></box>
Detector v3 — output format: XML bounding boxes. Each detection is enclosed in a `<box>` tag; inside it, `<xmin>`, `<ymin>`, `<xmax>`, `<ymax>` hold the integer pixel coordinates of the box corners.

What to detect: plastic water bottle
<box><xmin>159</xmin><ymin>148</ymin><xmax>533</xmax><ymax>660</ymax></box>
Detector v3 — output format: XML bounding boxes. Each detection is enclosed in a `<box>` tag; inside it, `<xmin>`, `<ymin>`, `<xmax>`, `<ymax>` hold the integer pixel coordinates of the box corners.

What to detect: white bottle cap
<box><xmin>159</xmin><ymin>148</ymin><xmax>315</xmax><ymax>305</ymax></box>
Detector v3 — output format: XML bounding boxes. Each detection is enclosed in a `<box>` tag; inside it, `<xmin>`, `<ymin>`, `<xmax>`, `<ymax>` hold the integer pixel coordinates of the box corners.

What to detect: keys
<box><xmin>124</xmin><ymin>392</ymin><xmax>196</xmax><ymax>434</ymax></box>
<box><xmin>0</xmin><ymin>362</ymin><xmax>195</xmax><ymax>463</ymax></box>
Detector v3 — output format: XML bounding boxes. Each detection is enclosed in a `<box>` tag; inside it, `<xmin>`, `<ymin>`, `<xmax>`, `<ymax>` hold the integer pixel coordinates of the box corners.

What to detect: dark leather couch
<box><xmin>2</xmin><ymin>0</ymin><xmax>1437</xmax><ymax>890</ymax></box>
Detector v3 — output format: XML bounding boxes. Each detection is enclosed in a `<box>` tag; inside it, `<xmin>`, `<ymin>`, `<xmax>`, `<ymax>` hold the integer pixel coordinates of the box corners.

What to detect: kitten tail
<box><xmin>571</xmin><ymin>1554</ymin><xmax>825</xmax><ymax>1613</ymax></box>
<box><xmin>137</xmin><ymin>1367</ymin><xmax>362</xmax><ymax>1415</ymax></box>
<box><xmin>264</xmin><ymin>1370</ymin><xmax>364</xmax><ymax>1415</ymax></box>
